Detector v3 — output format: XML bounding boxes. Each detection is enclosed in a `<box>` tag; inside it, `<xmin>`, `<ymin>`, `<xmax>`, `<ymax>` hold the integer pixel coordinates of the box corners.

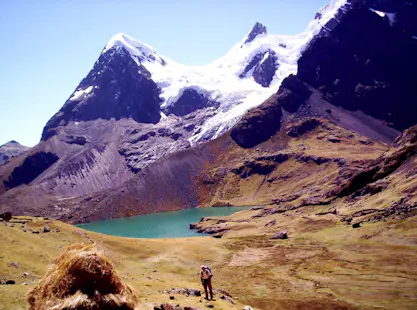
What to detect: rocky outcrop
<box><xmin>243</xmin><ymin>22</ymin><xmax>267</xmax><ymax>45</ymax></box>
<box><xmin>278</xmin><ymin>75</ymin><xmax>312</xmax><ymax>113</ymax></box>
<box><xmin>253</xmin><ymin>51</ymin><xmax>279</xmax><ymax>87</ymax></box>
<box><xmin>231</xmin><ymin>95</ymin><xmax>282</xmax><ymax>148</ymax></box>
<box><xmin>41</xmin><ymin>46</ymin><xmax>161</xmax><ymax>141</ymax></box>
<box><xmin>232</xmin><ymin>155</ymin><xmax>289</xmax><ymax>179</ymax></box>
<box><xmin>4</xmin><ymin>152</ymin><xmax>59</xmax><ymax>190</ymax></box>
<box><xmin>334</xmin><ymin>125</ymin><xmax>417</xmax><ymax>198</ymax></box>
<box><xmin>164</xmin><ymin>88</ymin><xmax>218</xmax><ymax>117</ymax></box>
<box><xmin>286</xmin><ymin>118</ymin><xmax>322</xmax><ymax>137</ymax></box>
<box><xmin>240</xmin><ymin>50</ymin><xmax>279</xmax><ymax>87</ymax></box>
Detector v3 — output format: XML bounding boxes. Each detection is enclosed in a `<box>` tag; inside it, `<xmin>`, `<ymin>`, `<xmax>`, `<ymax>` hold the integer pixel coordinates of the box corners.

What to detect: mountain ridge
<box><xmin>1</xmin><ymin>0</ymin><xmax>416</xmax><ymax>224</ymax></box>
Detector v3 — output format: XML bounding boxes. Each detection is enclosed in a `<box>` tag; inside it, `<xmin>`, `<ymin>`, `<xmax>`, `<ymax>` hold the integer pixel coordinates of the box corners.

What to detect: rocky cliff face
<box><xmin>298</xmin><ymin>0</ymin><xmax>417</xmax><ymax>131</ymax></box>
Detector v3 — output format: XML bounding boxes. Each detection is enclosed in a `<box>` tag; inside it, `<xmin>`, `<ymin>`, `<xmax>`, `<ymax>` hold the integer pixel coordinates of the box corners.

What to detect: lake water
<box><xmin>77</xmin><ymin>207</ymin><xmax>253</xmax><ymax>238</ymax></box>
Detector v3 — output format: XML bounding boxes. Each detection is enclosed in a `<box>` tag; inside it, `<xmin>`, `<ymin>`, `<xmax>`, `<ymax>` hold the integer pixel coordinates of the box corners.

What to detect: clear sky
<box><xmin>0</xmin><ymin>0</ymin><xmax>329</xmax><ymax>147</ymax></box>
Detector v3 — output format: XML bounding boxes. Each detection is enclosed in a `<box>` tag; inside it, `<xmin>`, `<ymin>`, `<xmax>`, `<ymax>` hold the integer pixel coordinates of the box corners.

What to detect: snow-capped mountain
<box><xmin>2</xmin><ymin>0</ymin><xmax>416</xmax><ymax>222</ymax></box>
<box><xmin>42</xmin><ymin>0</ymin><xmax>347</xmax><ymax>143</ymax></box>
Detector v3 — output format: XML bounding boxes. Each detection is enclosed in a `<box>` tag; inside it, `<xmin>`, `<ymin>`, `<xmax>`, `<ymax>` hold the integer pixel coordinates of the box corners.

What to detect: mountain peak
<box><xmin>243</xmin><ymin>22</ymin><xmax>267</xmax><ymax>45</ymax></box>
<box><xmin>103</xmin><ymin>32</ymin><xmax>153</xmax><ymax>55</ymax></box>
<box><xmin>1</xmin><ymin>140</ymin><xmax>23</xmax><ymax>148</ymax></box>
<box><xmin>101</xmin><ymin>32</ymin><xmax>166</xmax><ymax>66</ymax></box>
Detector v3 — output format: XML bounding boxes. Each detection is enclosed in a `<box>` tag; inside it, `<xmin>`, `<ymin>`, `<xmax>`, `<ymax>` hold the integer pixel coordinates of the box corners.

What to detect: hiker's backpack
<box><xmin>203</xmin><ymin>265</ymin><xmax>212</xmax><ymax>276</ymax></box>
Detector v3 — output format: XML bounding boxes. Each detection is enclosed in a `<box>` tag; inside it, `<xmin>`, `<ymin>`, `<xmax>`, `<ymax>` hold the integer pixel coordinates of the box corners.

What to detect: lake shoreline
<box><xmin>76</xmin><ymin>206</ymin><xmax>254</xmax><ymax>239</ymax></box>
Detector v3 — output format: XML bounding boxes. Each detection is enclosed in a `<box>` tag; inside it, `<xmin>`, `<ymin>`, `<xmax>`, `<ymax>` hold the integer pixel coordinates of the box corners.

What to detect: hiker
<box><xmin>200</xmin><ymin>265</ymin><xmax>214</xmax><ymax>300</ymax></box>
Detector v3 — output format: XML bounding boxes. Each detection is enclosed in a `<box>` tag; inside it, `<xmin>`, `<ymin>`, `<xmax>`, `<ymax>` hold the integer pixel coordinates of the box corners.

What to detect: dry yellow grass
<box><xmin>27</xmin><ymin>244</ymin><xmax>138</xmax><ymax>310</ymax></box>
<box><xmin>1</xmin><ymin>211</ymin><xmax>417</xmax><ymax>310</ymax></box>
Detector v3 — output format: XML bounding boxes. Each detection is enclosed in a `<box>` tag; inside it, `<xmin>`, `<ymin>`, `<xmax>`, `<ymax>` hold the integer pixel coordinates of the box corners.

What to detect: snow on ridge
<box><xmin>103</xmin><ymin>32</ymin><xmax>166</xmax><ymax>65</ymax></box>
<box><xmin>97</xmin><ymin>0</ymin><xmax>347</xmax><ymax>143</ymax></box>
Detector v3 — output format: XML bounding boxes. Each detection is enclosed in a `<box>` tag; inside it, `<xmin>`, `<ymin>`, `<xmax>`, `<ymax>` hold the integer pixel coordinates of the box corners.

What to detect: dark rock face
<box><xmin>164</xmin><ymin>89</ymin><xmax>218</xmax><ymax>117</ymax></box>
<box><xmin>278</xmin><ymin>75</ymin><xmax>312</xmax><ymax>113</ymax></box>
<box><xmin>298</xmin><ymin>2</ymin><xmax>417</xmax><ymax>131</ymax></box>
<box><xmin>42</xmin><ymin>46</ymin><xmax>162</xmax><ymax>141</ymax></box>
<box><xmin>244</xmin><ymin>22</ymin><xmax>267</xmax><ymax>45</ymax></box>
<box><xmin>240</xmin><ymin>50</ymin><xmax>279</xmax><ymax>87</ymax></box>
<box><xmin>231</xmin><ymin>96</ymin><xmax>282</xmax><ymax>148</ymax></box>
<box><xmin>253</xmin><ymin>51</ymin><xmax>279</xmax><ymax>87</ymax></box>
<box><xmin>4</xmin><ymin>152</ymin><xmax>59</xmax><ymax>190</ymax></box>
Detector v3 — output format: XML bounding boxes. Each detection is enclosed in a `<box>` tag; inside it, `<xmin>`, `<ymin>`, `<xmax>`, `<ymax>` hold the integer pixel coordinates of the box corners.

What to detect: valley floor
<box><xmin>1</xmin><ymin>214</ymin><xmax>417</xmax><ymax>310</ymax></box>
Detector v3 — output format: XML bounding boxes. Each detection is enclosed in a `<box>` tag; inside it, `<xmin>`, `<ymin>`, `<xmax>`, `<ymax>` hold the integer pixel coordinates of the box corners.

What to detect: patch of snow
<box><xmin>370</xmin><ymin>8</ymin><xmax>386</xmax><ymax>17</ymax></box>
<box><xmin>69</xmin><ymin>86</ymin><xmax>94</xmax><ymax>101</ymax></box>
<box><xmin>160</xmin><ymin>111</ymin><xmax>168</xmax><ymax>119</ymax></box>
<box><xmin>369</xmin><ymin>9</ymin><xmax>396</xmax><ymax>26</ymax></box>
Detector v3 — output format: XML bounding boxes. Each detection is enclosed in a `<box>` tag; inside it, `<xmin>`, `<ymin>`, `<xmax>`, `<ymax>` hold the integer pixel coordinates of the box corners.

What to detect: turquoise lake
<box><xmin>77</xmin><ymin>207</ymin><xmax>253</xmax><ymax>238</ymax></box>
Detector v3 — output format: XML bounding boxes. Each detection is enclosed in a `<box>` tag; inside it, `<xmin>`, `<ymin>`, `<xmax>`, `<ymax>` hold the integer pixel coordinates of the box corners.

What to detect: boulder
<box><xmin>271</xmin><ymin>231</ymin><xmax>288</xmax><ymax>240</ymax></box>
<box><xmin>160</xmin><ymin>304</ymin><xmax>182</xmax><ymax>310</ymax></box>
<box><xmin>243</xmin><ymin>306</ymin><xmax>254</xmax><ymax>310</ymax></box>
<box><xmin>166</xmin><ymin>288</ymin><xmax>201</xmax><ymax>297</ymax></box>
<box><xmin>220</xmin><ymin>295</ymin><xmax>235</xmax><ymax>304</ymax></box>
<box><xmin>43</xmin><ymin>226</ymin><xmax>50</xmax><ymax>233</ymax></box>
<box><xmin>5</xmin><ymin>280</ymin><xmax>15</xmax><ymax>285</ymax></box>
<box><xmin>0</xmin><ymin>212</ymin><xmax>12</xmax><ymax>222</ymax></box>
<box><xmin>327</xmin><ymin>136</ymin><xmax>341</xmax><ymax>143</ymax></box>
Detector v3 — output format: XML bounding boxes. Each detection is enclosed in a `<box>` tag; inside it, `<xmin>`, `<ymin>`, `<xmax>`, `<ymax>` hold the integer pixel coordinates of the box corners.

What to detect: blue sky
<box><xmin>0</xmin><ymin>0</ymin><xmax>329</xmax><ymax>147</ymax></box>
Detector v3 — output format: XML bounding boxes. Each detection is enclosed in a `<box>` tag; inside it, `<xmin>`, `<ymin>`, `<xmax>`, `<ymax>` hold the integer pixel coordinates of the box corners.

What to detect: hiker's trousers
<box><xmin>202</xmin><ymin>277</ymin><xmax>213</xmax><ymax>299</ymax></box>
